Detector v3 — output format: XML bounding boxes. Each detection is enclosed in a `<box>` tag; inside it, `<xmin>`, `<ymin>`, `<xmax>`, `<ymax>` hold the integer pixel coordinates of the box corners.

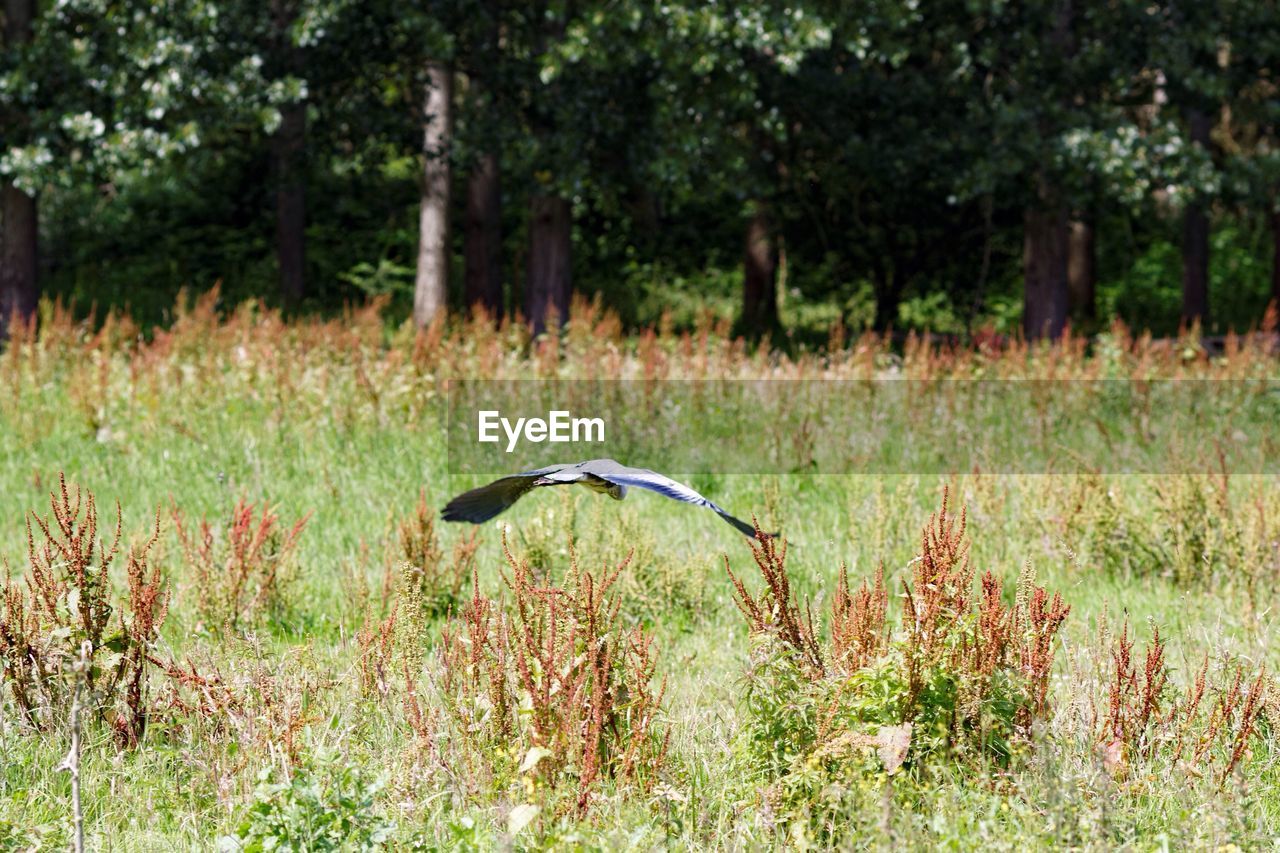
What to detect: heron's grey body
<box><xmin>441</xmin><ymin>459</ymin><xmax>762</xmax><ymax>537</ymax></box>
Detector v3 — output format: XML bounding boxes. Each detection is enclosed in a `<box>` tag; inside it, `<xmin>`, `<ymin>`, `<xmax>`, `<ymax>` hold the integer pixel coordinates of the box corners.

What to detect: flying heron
<box><xmin>441</xmin><ymin>459</ymin><xmax>766</xmax><ymax>537</ymax></box>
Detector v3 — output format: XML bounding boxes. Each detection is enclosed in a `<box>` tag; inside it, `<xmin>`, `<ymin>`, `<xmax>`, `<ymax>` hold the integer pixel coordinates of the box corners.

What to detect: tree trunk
<box><xmin>1067</xmin><ymin>217</ymin><xmax>1096</xmax><ymax>322</ymax></box>
<box><xmin>525</xmin><ymin>194</ymin><xmax>571</xmax><ymax>334</ymax></box>
<box><xmin>1271</xmin><ymin>207</ymin><xmax>1280</xmax><ymax>310</ymax></box>
<box><xmin>742</xmin><ymin>201</ymin><xmax>778</xmax><ymax>333</ymax></box>
<box><xmin>273</xmin><ymin>103</ymin><xmax>306</xmax><ymax>306</ymax></box>
<box><xmin>630</xmin><ymin>188</ymin><xmax>660</xmax><ymax>247</ymax></box>
<box><xmin>1021</xmin><ymin>0</ymin><xmax>1073</xmax><ymax>343</ymax></box>
<box><xmin>270</xmin><ymin>0</ymin><xmax>306</xmax><ymax>306</ymax></box>
<box><xmin>1</xmin><ymin>0</ymin><xmax>38</xmax><ymax>341</ymax></box>
<box><xmin>1023</xmin><ymin>202</ymin><xmax>1070</xmax><ymax>341</ymax></box>
<box><xmin>872</xmin><ymin>274</ymin><xmax>902</xmax><ymax>332</ymax></box>
<box><xmin>414</xmin><ymin>62</ymin><xmax>453</xmax><ymax>328</ymax></box>
<box><xmin>0</xmin><ymin>184</ymin><xmax>37</xmax><ymax>341</ymax></box>
<box><xmin>1181</xmin><ymin>108</ymin><xmax>1212</xmax><ymax>327</ymax></box>
<box><xmin>464</xmin><ymin>151</ymin><xmax>502</xmax><ymax>318</ymax></box>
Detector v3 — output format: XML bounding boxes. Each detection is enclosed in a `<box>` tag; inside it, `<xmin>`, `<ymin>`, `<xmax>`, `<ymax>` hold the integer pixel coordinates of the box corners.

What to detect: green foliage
<box><xmin>738</xmin><ymin>632</ymin><xmax>826</xmax><ymax>779</ymax></box>
<box><xmin>339</xmin><ymin>260</ymin><xmax>416</xmax><ymax>299</ymax></box>
<box><xmin>1061</xmin><ymin>472</ymin><xmax>1280</xmax><ymax>591</ymax></box>
<box><xmin>740</xmin><ymin>617</ymin><xmax>1030</xmax><ymax>774</ymax></box>
<box><xmin>1100</xmin><ymin>217</ymin><xmax>1277</xmax><ymax>335</ymax></box>
<box><xmin>728</xmin><ymin>501</ymin><xmax>1070</xmax><ymax>842</ymax></box>
<box><xmin>740</xmin><ymin>630</ymin><xmax>1035</xmax><ymax>843</ymax></box>
<box><xmin>8</xmin><ymin>0</ymin><xmax>1279</xmax><ymax>335</ymax></box>
<box><xmin>1101</xmin><ymin>239</ymin><xmax>1185</xmax><ymax>334</ymax></box>
<box><xmin>0</xmin><ymin>813</ymin><xmax>48</xmax><ymax>853</ymax></box>
<box><xmin>219</xmin><ymin>752</ymin><xmax>394</xmax><ymax>853</ymax></box>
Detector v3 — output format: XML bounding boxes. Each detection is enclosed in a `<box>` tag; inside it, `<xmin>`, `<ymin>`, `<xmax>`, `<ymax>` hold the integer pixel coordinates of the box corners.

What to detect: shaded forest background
<box><xmin>2</xmin><ymin>0</ymin><xmax>1280</xmax><ymax>343</ymax></box>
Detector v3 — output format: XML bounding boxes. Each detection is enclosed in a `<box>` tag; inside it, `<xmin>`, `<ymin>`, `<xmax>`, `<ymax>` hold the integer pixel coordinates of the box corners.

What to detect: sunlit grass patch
<box><xmin>0</xmin><ymin>294</ymin><xmax>1277</xmax><ymax>847</ymax></box>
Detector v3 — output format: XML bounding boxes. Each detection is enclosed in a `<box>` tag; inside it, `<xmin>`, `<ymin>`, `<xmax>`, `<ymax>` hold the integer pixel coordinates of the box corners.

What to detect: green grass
<box><xmin>1</xmin><ymin>302</ymin><xmax>1278</xmax><ymax>849</ymax></box>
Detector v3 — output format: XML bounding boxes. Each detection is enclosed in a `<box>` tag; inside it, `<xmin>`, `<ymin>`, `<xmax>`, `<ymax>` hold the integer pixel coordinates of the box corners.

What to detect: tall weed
<box><xmin>728</xmin><ymin>491</ymin><xmax>1070</xmax><ymax>837</ymax></box>
<box><xmin>0</xmin><ymin>475</ymin><xmax>167</xmax><ymax>745</ymax></box>
<box><xmin>433</xmin><ymin>536</ymin><xmax>669</xmax><ymax>817</ymax></box>
<box><xmin>172</xmin><ymin>500</ymin><xmax>308</xmax><ymax>633</ymax></box>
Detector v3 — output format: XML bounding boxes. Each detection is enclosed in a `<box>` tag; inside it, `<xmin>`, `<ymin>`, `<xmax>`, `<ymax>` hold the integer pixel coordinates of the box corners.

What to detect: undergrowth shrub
<box><xmin>1059</xmin><ymin>474</ymin><xmax>1162</xmax><ymax>575</ymax></box>
<box><xmin>172</xmin><ymin>499</ymin><xmax>309</xmax><ymax>633</ymax></box>
<box><xmin>432</xmin><ymin>535</ymin><xmax>669</xmax><ymax>818</ymax></box>
<box><xmin>1062</xmin><ymin>469</ymin><xmax>1279</xmax><ymax>593</ymax></box>
<box><xmin>0</xmin><ymin>812</ymin><xmax>49</xmax><ymax>851</ymax></box>
<box><xmin>218</xmin><ymin>747</ymin><xmax>394</xmax><ymax>852</ymax></box>
<box><xmin>390</xmin><ymin>490</ymin><xmax>477</xmax><ymax>621</ymax></box>
<box><xmin>1091</xmin><ymin>618</ymin><xmax>1272</xmax><ymax>783</ymax></box>
<box><xmin>514</xmin><ymin>492</ymin><xmax>576</xmax><ymax>572</ymax></box>
<box><xmin>152</xmin><ymin>640</ymin><xmax>330</xmax><ymax>770</ymax></box>
<box><xmin>1154</xmin><ymin>471</ymin><xmax>1245</xmax><ymax>585</ymax></box>
<box><xmin>355</xmin><ymin>495</ymin><xmax>479</xmax><ymax>700</ymax></box>
<box><xmin>0</xmin><ymin>475</ymin><xmax>168</xmax><ymax>745</ymax></box>
<box><xmin>578</xmin><ymin>507</ymin><xmax>713</xmax><ymax>628</ymax></box>
<box><xmin>728</xmin><ymin>490</ymin><xmax>1070</xmax><ymax>837</ymax></box>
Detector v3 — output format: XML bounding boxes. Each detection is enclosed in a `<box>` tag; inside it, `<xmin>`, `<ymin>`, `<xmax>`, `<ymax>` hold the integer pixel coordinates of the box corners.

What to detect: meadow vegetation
<box><xmin>1</xmin><ymin>292</ymin><xmax>1278</xmax><ymax>849</ymax></box>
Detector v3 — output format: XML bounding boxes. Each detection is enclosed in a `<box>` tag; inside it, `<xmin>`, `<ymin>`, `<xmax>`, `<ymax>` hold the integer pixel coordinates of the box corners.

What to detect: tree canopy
<box><xmin>3</xmin><ymin>0</ymin><xmax>1278</xmax><ymax>340</ymax></box>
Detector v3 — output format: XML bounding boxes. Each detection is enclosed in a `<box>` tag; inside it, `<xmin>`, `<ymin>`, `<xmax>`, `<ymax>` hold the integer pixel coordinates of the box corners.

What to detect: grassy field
<box><xmin>2</xmin><ymin>295</ymin><xmax>1279</xmax><ymax>850</ymax></box>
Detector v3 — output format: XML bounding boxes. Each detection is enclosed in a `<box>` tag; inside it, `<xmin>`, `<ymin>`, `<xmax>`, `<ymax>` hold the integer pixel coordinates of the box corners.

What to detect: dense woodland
<box><xmin>2</xmin><ymin>0</ymin><xmax>1280</xmax><ymax>342</ymax></box>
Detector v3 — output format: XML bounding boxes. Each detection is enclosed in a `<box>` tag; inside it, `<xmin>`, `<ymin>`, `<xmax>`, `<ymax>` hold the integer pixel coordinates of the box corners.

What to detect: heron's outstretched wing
<box><xmin>582</xmin><ymin>461</ymin><xmax>764</xmax><ymax>538</ymax></box>
<box><xmin>441</xmin><ymin>464</ymin><xmax>575</xmax><ymax>524</ymax></box>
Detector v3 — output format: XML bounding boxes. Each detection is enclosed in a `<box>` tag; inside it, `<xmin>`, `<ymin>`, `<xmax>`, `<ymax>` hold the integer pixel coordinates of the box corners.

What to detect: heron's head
<box><xmin>608</xmin><ymin>483</ymin><xmax>627</xmax><ymax>501</ymax></box>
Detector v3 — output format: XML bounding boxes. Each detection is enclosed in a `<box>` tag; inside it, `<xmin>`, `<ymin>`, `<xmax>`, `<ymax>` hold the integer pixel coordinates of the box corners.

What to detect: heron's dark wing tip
<box><xmin>440</xmin><ymin>502</ymin><xmax>473</xmax><ymax>523</ymax></box>
<box><xmin>440</xmin><ymin>475</ymin><xmax>538</xmax><ymax>525</ymax></box>
<box><xmin>440</xmin><ymin>495</ymin><xmax>499</xmax><ymax>524</ymax></box>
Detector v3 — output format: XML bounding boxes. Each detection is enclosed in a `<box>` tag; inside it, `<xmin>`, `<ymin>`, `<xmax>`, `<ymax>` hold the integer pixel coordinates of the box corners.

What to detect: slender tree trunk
<box><xmin>742</xmin><ymin>201</ymin><xmax>778</xmax><ymax>333</ymax></box>
<box><xmin>1</xmin><ymin>0</ymin><xmax>38</xmax><ymax>341</ymax></box>
<box><xmin>630</xmin><ymin>188</ymin><xmax>660</xmax><ymax>247</ymax></box>
<box><xmin>1271</xmin><ymin>207</ymin><xmax>1280</xmax><ymax>310</ymax></box>
<box><xmin>873</xmin><ymin>274</ymin><xmax>902</xmax><ymax>332</ymax></box>
<box><xmin>1021</xmin><ymin>0</ymin><xmax>1072</xmax><ymax>342</ymax></box>
<box><xmin>1</xmin><ymin>184</ymin><xmax>37</xmax><ymax>340</ymax></box>
<box><xmin>525</xmin><ymin>194</ymin><xmax>571</xmax><ymax>334</ymax></box>
<box><xmin>273</xmin><ymin>103</ymin><xmax>306</xmax><ymax>305</ymax></box>
<box><xmin>414</xmin><ymin>62</ymin><xmax>453</xmax><ymax>328</ymax></box>
<box><xmin>464</xmin><ymin>151</ymin><xmax>502</xmax><ymax>318</ymax></box>
<box><xmin>270</xmin><ymin>0</ymin><xmax>306</xmax><ymax>305</ymax></box>
<box><xmin>1181</xmin><ymin>108</ymin><xmax>1212</xmax><ymax>327</ymax></box>
<box><xmin>1067</xmin><ymin>217</ymin><xmax>1096</xmax><ymax>322</ymax></box>
<box><xmin>1023</xmin><ymin>198</ymin><xmax>1070</xmax><ymax>341</ymax></box>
